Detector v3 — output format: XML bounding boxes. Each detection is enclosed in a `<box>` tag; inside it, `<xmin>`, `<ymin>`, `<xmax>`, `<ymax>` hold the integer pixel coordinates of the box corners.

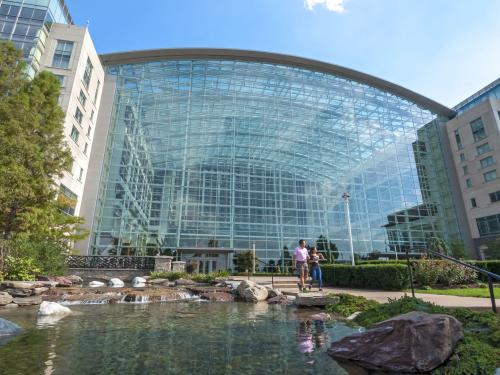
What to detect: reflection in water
<box><xmin>0</xmin><ymin>303</ymin><xmax>359</xmax><ymax>375</ymax></box>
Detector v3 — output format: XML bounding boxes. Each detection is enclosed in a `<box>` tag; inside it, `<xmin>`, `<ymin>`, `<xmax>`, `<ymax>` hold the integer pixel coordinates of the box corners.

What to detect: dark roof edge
<box><xmin>100</xmin><ymin>48</ymin><xmax>455</xmax><ymax>118</ymax></box>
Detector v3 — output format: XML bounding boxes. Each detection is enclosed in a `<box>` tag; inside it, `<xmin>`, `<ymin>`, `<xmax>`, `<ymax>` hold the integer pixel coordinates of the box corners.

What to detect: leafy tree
<box><xmin>315</xmin><ymin>235</ymin><xmax>338</xmax><ymax>263</ymax></box>
<box><xmin>449</xmin><ymin>238</ymin><xmax>467</xmax><ymax>259</ymax></box>
<box><xmin>234</xmin><ymin>251</ymin><xmax>258</xmax><ymax>272</ymax></box>
<box><xmin>426</xmin><ymin>236</ymin><xmax>449</xmax><ymax>256</ymax></box>
<box><xmin>483</xmin><ymin>240</ymin><xmax>500</xmax><ymax>260</ymax></box>
<box><xmin>0</xmin><ymin>42</ymin><xmax>87</xmax><ymax>273</ymax></box>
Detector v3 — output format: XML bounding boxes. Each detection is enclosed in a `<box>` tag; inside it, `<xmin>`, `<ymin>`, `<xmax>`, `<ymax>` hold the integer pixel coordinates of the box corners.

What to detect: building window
<box><xmin>489</xmin><ymin>190</ymin><xmax>500</xmax><ymax>203</ymax></box>
<box><xmin>459</xmin><ymin>153</ymin><xmax>465</xmax><ymax>162</ymax></box>
<box><xmin>90</xmin><ymin>110</ymin><xmax>95</xmax><ymax>122</ymax></box>
<box><xmin>477</xmin><ymin>214</ymin><xmax>500</xmax><ymax>237</ymax></box>
<box><xmin>74</xmin><ymin>107</ymin><xmax>83</xmax><ymax>125</ymax></box>
<box><xmin>454</xmin><ymin>129</ymin><xmax>462</xmax><ymax>149</ymax></box>
<box><xmin>94</xmin><ymin>80</ymin><xmax>100</xmax><ymax>103</ymax></box>
<box><xmin>480</xmin><ymin>156</ymin><xmax>495</xmax><ymax>169</ymax></box>
<box><xmin>55</xmin><ymin>74</ymin><xmax>65</xmax><ymax>86</ymax></box>
<box><xmin>470</xmin><ymin>117</ymin><xmax>486</xmax><ymax>142</ymax></box>
<box><xmin>78</xmin><ymin>167</ymin><xmax>84</xmax><ymax>182</ymax></box>
<box><xmin>70</xmin><ymin>126</ymin><xmax>79</xmax><ymax>143</ymax></box>
<box><xmin>78</xmin><ymin>90</ymin><xmax>87</xmax><ymax>107</ymax></box>
<box><xmin>52</xmin><ymin>40</ymin><xmax>73</xmax><ymax>69</ymax></box>
<box><xmin>83</xmin><ymin>57</ymin><xmax>93</xmax><ymax>89</ymax></box>
<box><xmin>466</xmin><ymin>178</ymin><xmax>472</xmax><ymax>188</ymax></box>
<box><xmin>477</xmin><ymin>143</ymin><xmax>491</xmax><ymax>155</ymax></box>
<box><xmin>87</xmin><ymin>126</ymin><xmax>92</xmax><ymax>137</ymax></box>
<box><xmin>58</xmin><ymin>184</ymin><xmax>77</xmax><ymax>216</ymax></box>
<box><xmin>484</xmin><ymin>170</ymin><xmax>497</xmax><ymax>183</ymax></box>
<box><xmin>462</xmin><ymin>165</ymin><xmax>468</xmax><ymax>175</ymax></box>
<box><xmin>83</xmin><ymin>142</ymin><xmax>88</xmax><ymax>155</ymax></box>
<box><xmin>471</xmin><ymin>198</ymin><xmax>477</xmax><ymax>208</ymax></box>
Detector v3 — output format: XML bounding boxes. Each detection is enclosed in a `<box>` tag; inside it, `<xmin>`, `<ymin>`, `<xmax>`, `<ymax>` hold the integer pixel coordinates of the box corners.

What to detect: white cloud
<box><xmin>304</xmin><ymin>0</ymin><xmax>346</xmax><ymax>13</ymax></box>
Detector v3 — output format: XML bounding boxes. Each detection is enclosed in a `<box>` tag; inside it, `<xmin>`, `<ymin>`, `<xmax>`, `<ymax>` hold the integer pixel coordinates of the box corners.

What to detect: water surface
<box><xmin>0</xmin><ymin>302</ymin><xmax>360</xmax><ymax>375</ymax></box>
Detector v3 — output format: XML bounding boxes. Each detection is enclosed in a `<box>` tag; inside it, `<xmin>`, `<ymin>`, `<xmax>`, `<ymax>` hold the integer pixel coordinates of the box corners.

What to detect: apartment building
<box><xmin>447</xmin><ymin>79</ymin><xmax>500</xmax><ymax>257</ymax></box>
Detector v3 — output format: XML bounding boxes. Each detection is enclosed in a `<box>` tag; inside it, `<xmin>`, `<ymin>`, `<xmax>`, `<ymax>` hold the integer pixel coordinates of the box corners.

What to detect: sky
<box><xmin>65</xmin><ymin>0</ymin><xmax>500</xmax><ymax>108</ymax></box>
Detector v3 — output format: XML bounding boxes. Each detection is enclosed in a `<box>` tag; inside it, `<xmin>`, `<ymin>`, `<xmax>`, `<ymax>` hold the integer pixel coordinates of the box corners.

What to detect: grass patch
<box><xmin>413</xmin><ymin>287</ymin><xmax>500</xmax><ymax>298</ymax></box>
<box><xmin>325</xmin><ymin>293</ymin><xmax>379</xmax><ymax>317</ymax></box>
<box><xmin>350</xmin><ymin>296</ymin><xmax>500</xmax><ymax>374</ymax></box>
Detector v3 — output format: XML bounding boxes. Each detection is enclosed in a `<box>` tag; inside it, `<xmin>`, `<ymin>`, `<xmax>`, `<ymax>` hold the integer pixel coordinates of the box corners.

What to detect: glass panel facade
<box><xmin>90</xmin><ymin>58</ymin><xmax>459</xmax><ymax>260</ymax></box>
<box><xmin>0</xmin><ymin>0</ymin><xmax>72</xmax><ymax>74</ymax></box>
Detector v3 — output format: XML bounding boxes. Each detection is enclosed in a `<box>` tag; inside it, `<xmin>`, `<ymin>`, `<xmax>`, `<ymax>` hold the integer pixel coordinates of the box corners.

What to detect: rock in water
<box><xmin>295</xmin><ymin>293</ymin><xmax>339</xmax><ymax>307</ymax></box>
<box><xmin>328</xmin><ymin>311</ymin><xmax>463</xmax><ymax>373</ymax></box>
<box><xmin>108</xmin><ymin>278</ymin><xmax>125</xmax><ymax>287</ymax></box>
<box><xmin>38</xmin><ymin>301</ymin><xmax>71</xmax><ymax>316</ymax></box>
<box><xmin>0</xmin><ymin>318</ymin><xmax>22</xmax><ymax>336</ymax></box>
<box><xmin>132</xmin><ymin>277</ymin><xmax>147</xmax><ymax>287</ymax></box>
<box><xmin>0</xmin><ymin>292</ymin><xmax>13</xmax><ymax>306</ymax></box>
<box><xmin>13</xmin><ymin>296</ymin><xmax>42</xmax><ymax>306</ymax></box>
<box><xmin>88</xmin><ymin>281</ymin><xmax>105</xmax><ymax>288</ymax></box>
<box><xmin>265</xmin><ymin>286</ymin><xmax>282</xmax><ymax>299</ymax></box>
<box><xmin>236</xmin><ymin>280</ymin><xmax>268</xmax><ymax>302</ymax></box>
<box><xmin>175</xmin><ymin>278</ymin><xmax>196</xmax><ymax>286</ymax></box>
<box><xmin>200</xmin><ymin>292</ymin><xmax>235</xmax><ymax>302</ymax></box>
<box><xmin>267</xmin><ymin>295</ymin><xmax>291</xmax><ymax>305</ymax></box>
<box><xmin>66</xmin><ymin>275</ymin><xmax>84</xmax><ymax>284</ymax></box>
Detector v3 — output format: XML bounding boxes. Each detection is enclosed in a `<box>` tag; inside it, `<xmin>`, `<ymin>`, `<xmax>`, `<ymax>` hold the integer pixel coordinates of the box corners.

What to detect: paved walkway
<box><xmin>230</xmin><ymin>276</ymin><xmax>499</xmax><ymax>309</ymax></box>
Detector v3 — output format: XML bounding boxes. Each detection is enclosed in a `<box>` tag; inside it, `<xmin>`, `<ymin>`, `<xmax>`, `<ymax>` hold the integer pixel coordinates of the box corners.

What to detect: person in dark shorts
<box><xmin>293</xmin><ymin>239</ymin><xmax>310</xmax><ymax>292</ymax></box>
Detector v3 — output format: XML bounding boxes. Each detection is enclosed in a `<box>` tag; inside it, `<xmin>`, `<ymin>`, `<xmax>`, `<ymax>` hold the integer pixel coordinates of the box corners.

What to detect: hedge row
<box><xmin>322</xmin><ymin>264</ymin><xmax>410</xmax><ymax>290</ymax></box>
<box><xmin>468</xmin><ymin>260</ymin><xmax>500</xmax><ymax>281</ymax></box>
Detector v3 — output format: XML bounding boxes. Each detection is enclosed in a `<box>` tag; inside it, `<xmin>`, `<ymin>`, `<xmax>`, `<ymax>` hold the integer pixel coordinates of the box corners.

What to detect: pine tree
<box><xmin>0</xmin><ymin>41</ymin><xmax>85</xmax><ymax>245</ymax></box>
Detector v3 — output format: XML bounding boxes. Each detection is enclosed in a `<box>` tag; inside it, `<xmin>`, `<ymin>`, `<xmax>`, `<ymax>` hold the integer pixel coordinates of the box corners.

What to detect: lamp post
<box><xmin>342</xmin><ymin>192</ymin><xmax>356</xmax><ymax>266</ymax></box>
<box><xmin>252</xmin><ymin>242</ymin><xmax>256</xmax><ymax>274</ymax></box>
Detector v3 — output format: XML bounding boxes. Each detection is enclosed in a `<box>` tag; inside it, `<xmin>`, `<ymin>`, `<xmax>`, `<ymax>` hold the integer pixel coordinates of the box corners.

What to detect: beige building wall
<box><xmin>38</xmin><ymin>24</ymin><xmax>104</xmax><ymax>215</ymax></box>
<box><xmin>447</xmin><ymin>97</ymin><xmax>500</xmax><ymax>249</ymax></box>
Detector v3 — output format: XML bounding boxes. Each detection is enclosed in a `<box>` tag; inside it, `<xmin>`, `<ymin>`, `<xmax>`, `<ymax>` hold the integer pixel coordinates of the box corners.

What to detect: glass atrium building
<box><xmin>88</xmin><ymin>49</ymin><xmax>460</xmax><ymax>262</ymax></box>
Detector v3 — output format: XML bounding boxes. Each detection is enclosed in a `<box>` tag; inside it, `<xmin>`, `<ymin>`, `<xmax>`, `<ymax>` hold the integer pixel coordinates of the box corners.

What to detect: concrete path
<box><xmin>229</xmin><ymin>276</ymin><xmax>499</xmax><ymax>309</ymax></box>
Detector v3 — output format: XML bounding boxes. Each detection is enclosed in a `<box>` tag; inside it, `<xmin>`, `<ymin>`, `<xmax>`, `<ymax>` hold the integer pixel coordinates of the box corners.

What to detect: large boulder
<box><xmin>88</xmin><ymin>281</ymin><xmax>105</xmax><ymax>288</ymax></box>
<box><xmin>0</xmin><ymin>318</ymin><xmax>22</xmax><ymax>336</ymax></box>
<box><xmin>200</xmin><ymin>292</ymin><xmax>235</xmax><ymax>302</ymax></box>
<box><xmin>175</xmin><ymin>278</ymin><xmax>196</xmax><ymax>286</ymax></box>
<box><xmin>295</xmin><ymin>292</ymin><xmax>339</xmax><ymax>307</ymax></box>
<box><xmin>66</xmin><ymin>275</ymin><xmax>83</xmax><ymax>284</ymax></box>
<box><xmin>328</xmin><ymin>311</ymin><xmax>463</xmax><ymax>373</ymax></box>
<box><xmin>236</xmin><ymin>280</ymin><xmax>268</xmax><ymax>302</ymax></box>
<box><xmin>0</xmin><ymin>292</ymin><xmax>13</xmax><ymax>306</ymax></box>
<box><xmin>38</xmin><ymin>301</ymin><xmax>72</xmax><ymax>316</ymax></box>
<box><xmin>4</xmin><ymin>288</ymin><xmax>32</xmax><ymax>297</ymax></box>
<box><xmin>108</xmin><ymin>278</ymin><xmax>125</xmax><ymax>288</ymax></box>
<box><xmin>0</xmin><ymin>281</ymin><xmax>40</xmax><ymax>289</ymax></box>
<box><xmin>13</xmin><ymin>295</ymin><xmax>42</xmax><ymax>306</ymax></box>
<box><xmin>265</xmin><ymin>286</ymin><xmax>282</xmax><ymax>299</ymax></box>
<box><xmin>54</xmin><ymin>277</ymin><xmax>73</xmax><ymax>287</ymax></box>
<box><xmin>132</xmin><ymin>277</ymin><xmax>147</xmax><ymax>287</ymax></box>
<box><xmin>267</xmin><ymin>295</ymin><xmax>291</xmax><ymax>305</ymax></box>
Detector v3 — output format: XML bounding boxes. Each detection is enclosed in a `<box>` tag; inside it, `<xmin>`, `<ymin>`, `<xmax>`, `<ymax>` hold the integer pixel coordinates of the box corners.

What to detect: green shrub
<box><xmin>326</xmin><ymin>293</ymin><xmax>379</xmax><ymax>317</ymax></box>
<box><xmin>3</xmin><ymin>255</ymin><xmax>41</xmax><ymax>281</ymax></box>
<box><xmin>150</xmin><ymin>271</ymin><xmax>188</xmax><ymax>280</ymax></box>
<box><xmin>150</xmin><ymin>270</ymin><xmax>230</xmax><ymax>282</ymax></box>
<box><xmin>469</xmin><ymin>260</ymin><xmax>500</xmax><ymax>281</ymax></box>
<box><xmin>322</xmin><ymin>264</ymin><xmax>409</xmax><ymax>290</ymax></box>
<box><xmin>413</xmin><ymin>260</ymin><xmax>477</xmax><ymax>286</ymax></box>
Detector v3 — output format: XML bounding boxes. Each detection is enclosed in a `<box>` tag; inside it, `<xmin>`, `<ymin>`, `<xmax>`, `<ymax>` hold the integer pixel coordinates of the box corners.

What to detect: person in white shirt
<box><xmin>293</xmin><ymin>239</ymin><xmax>310</xmax><ymax>292</ymax></box>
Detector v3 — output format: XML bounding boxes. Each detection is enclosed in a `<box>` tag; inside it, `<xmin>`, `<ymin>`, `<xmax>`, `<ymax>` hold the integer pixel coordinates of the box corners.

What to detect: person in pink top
<box><xmin>293</xmin><ymin>239</ymin><xmax>310</xmax><ymax>292</ymax></box>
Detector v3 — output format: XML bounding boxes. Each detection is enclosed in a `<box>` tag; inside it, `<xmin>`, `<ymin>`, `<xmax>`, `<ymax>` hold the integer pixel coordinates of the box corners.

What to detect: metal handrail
<box><xmin>407</xmin><ymin>248</ymin><xmax>499</xmax><ymax>313</ymax></box>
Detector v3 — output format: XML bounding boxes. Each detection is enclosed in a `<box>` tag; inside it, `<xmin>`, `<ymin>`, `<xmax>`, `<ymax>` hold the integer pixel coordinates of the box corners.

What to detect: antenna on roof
<box><xmin>86</xmin><ymin>20</ymin><xmax>90</xmax><ymax>27</ymax></box>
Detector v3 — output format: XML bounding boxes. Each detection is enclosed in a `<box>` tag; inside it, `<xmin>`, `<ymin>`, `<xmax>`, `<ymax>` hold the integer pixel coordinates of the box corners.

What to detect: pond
<box><xmin>0</xmin><ymin>302</ymin><xmax>361</xmax><ymax>374</ymax></box>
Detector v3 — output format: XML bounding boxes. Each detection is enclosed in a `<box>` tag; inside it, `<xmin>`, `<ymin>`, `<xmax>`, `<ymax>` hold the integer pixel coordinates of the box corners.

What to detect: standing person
<box><xmin>308</xmin><ymin>247</ymin><xmax>325</xmax><ymax>291</ymax></box>
<box><xmin>293</xmin><ymin>239</ymin><xmax>310</xmax><ymax>292</ymax></box>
